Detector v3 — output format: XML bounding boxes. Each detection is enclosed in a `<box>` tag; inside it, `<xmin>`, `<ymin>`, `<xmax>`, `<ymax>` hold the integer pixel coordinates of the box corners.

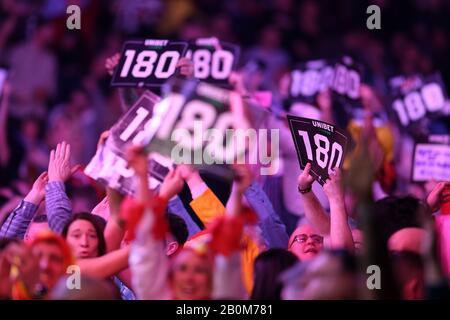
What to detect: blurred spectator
<box><xmin>6</xmin><ymin>20</ymin><xmax>57</xmax><ymax>119</ymax></box>
<box><xmin>47</xmin><ymin>87</ymin><xmax>96</xmax><ymax>165</ymax></box>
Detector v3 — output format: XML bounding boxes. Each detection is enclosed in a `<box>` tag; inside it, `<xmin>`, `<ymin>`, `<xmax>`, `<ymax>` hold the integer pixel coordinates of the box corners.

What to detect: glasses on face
<box><xmin>289</xmin><ymin>234</ymin><xmax>324</xmax><ymax>247</ymax></box>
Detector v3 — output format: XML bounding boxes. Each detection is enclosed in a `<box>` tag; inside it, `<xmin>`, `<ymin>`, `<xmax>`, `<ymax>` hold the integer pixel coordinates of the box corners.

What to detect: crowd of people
<box><xmin>0</xmin><ymin>0</ymin><xmax>450</xmax><ymax>300</ymax></box>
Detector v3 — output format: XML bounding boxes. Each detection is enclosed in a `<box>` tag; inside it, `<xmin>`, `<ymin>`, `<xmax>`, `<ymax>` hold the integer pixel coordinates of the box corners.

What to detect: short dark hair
<box><xmin>251</xmin><ymin>249</ymin><xmax>298</xmax><ymax>300</ymax></box>
<box><xmin>61</xmin><ymin>212</ymin><xmax>107</xmax><ymax>257</ymax></box>
<box><xmin>373</xmin><ymin>196</ymin><xmax>429</xmax><ymax>242</ymax></box>
<box><xmin>167</xmin><ymin>213</ymin><xmax>188</xmax><ymax>245</ymax></box>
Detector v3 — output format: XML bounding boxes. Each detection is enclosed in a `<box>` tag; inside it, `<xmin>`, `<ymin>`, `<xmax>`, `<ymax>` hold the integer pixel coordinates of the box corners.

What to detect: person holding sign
<box><xmin>289</xmin><ymin>163</ymin><xmax>355</xmax><ymax>261</ymax></box>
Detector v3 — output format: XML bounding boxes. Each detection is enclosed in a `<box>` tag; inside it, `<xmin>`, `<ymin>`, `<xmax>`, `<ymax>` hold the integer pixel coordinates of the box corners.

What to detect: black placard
<box><xmin>389</xmin><ymin>73</ymin><xmax>448</xmax><ymax>129</ymax></box>
<box><xmin>289</xmin><ymin>56</ymin><xmax>361</xmax><ymax>106</ymax></box>
<box><xmin>111</xmin><ymin>39</ymin><xmax>188</xmax><ymax>87</ymax></box>
<box><xmin>185</xmin><ymin>38</ymin><xmax>240</xmax><ymax>86</ymax></box>
<box><xmin>287</xmin><ymin>115</ymin><xmax>350</xmax><ymax>185</ymax></box>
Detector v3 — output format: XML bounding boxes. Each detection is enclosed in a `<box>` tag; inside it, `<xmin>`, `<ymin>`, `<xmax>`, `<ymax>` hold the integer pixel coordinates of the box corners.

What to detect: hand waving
<box><xmin>159</xmin><ymin>168</ymin><xmax>184</xmax><ymax>200</ymax></box>
<box><xmin>48</xmin><ymin>141</ymin><xmax>80</xmax><ymax>182</ymax></box>
<box><xmin>105</xmin><ymin>53</ymin><xmax>120</xmax><ymax>76</ymax></box>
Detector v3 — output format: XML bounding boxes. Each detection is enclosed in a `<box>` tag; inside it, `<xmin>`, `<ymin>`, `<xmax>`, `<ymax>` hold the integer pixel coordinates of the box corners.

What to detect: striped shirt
<box><xmin>0</xmin><ymin>181</ymin><xmax>72</xmax><ymax>239</ymax></box>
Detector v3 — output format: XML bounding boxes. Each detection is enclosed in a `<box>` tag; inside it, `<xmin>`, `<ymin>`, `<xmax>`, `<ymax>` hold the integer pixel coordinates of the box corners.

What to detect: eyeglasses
<box><xmin>289</xmin><ymin>234</ymin><xmax>324</xmax><ymax>247</ymax></box>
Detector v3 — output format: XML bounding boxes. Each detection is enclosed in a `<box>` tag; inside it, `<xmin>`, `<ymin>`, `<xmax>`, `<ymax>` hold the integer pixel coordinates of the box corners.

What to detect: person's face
<box><xmin>288</xmin><ymin>225</ymin><xmax>323</xmax><ymax>261</ymax></box>
<box><xmin>171</xmin><ymin>250</ymin><xmax>212</xmax><ymax>300</ymax></box>
<box><xmin>32</xmin><ymin>242</ymin><xmax>65</xmax><ymax>290</ymax></box>
<box><xmin>25</xmin><ymin>221</ymin><xmax>49</xmax><ymax>242</ymax></box>
<box><xmin>66</xmin><ymin>220</ymin><xmax>99</xmax><ymax>259</ymax></box>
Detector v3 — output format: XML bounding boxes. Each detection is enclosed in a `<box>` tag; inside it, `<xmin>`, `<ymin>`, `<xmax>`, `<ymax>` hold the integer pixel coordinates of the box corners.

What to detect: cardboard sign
<box><xmin>389</xmin><ymin>73</ymin><xmax>448</xmax><ymax>129</ymax></box>
<box><xmin>111</xmin><ymin>39</ymin><xmax>188</xmax><ymax>87</ymax></box>
<box><xmin>144</xmin><ymin>78</ymin><xmax>250</xmax><ymax>180</ymax></box>
<box><xmin>412</xmin><ymin>143</ymin><xmax>450</xmax><ymax>182</ymax></box>
<box><xmin>287</xmin><ymin>115</ymin><xmax>350</xmax><ymax>185</ymax></box>
<box><xmin>84</xmin><ymin>91</ymin><xmax>171</xmax><ymax>195</ymax></box>
<box><xmin>289</xmin><ymin>56</ymin><xmax>361</xmax><ymax>105</ymax></box>
<box><xmin>185</xmin><ymin>38</ymin><xmax>240</xmax><ymax>86</ymax></box>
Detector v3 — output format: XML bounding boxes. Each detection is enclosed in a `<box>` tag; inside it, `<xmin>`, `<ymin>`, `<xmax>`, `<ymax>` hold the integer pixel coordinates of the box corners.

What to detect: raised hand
<box><xmin>96</xmin><ymin>130</ymin><xmax>110</xmax><ymax>150</ymax></box>
<box><xmin>23</xmin><ymin>171</ymin><xmax>49</xmax><ymax>204</ymax></box>
<box><xmin>159</xmin><ymin>168</ymin><xmax>184</xmax><ymax>200</ymax></box>
<box><xmin>323</xmin><ymin>168</ymin><xmax>344</xmax><ymax>201</ymax></box>
<box><xmin>427</xmin><ymin>181</ymin><xmax>450</xmax><ymax>213</ymax></box>
<box><xmin>105</xmin><ymin>53</ymin><xmax>120</xmax><ymax>76</ymax></box>
<box><xmin>176</xmin><ymin>57</ymin><xmax>194</xmax><ymax>78</ymax></box>
<box><xmin>297</xmin><ymin>163</ymin><xmax>315</xmax><ymax>192</ymax></box>
<box><xmin>177</xmin><ymin>164</ymin><xmax>196</xmax><ymax>180</ymax></box>
<box><xmin>48</xmin><ymin>141</ymin><xmax>80</xmax><ymax>182</ymax></box>
<box><xmin>232</xmin><ymin>164</ymin><xmax>253</xmax><ymax>194</ymax></box>
<box><xmin>228</xmin><ymin>71</ymin><xmax>247</xmax><ymax>96</ymax></box>
<box><xmin>91</xmin><ymin>196</ymin><xmax>110</xmax><ymax>221</ymax></box>
<box><xmin>177</xmin><ymin>164</ymin><xmax>203</xmax><ymax>187</ymax></box>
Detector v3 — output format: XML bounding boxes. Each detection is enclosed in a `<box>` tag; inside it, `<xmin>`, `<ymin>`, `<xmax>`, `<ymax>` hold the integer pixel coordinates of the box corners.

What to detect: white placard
<box><xmin>413</xmin><ymin>143</ymin><xmax>450</xmax><ymax>181</ymax></box>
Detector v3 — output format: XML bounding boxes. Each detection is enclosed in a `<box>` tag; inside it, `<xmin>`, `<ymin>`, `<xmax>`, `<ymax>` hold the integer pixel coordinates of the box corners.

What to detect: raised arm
<box><xmin>426</xmin><ymin>181</ymin><xmax>449</xmax><ymax>214</ymax></box>
<box><xmin>323</xmin><ymin>169</ymin><xmax>354</xmax><ymax>251</ymax></box>
<box><xmin>129</xmin><ymin>207</ymin><xmax>171</xmax><ymax>300</ymax></box>
<box><xmin>243</xmin><ymin>182</ymin><xmax>289</xmax><ymax>248</ymax></box>
<box><xmin>178</xmin><ymin>165</ymin><xmax>227</xmax><ymax>225</ymax></box>
<box><xmin>103</xmin><ymin>188</ymin><xmax>126</xmax><ymax>252</ymax></box>
<box><xmin>297</xmin><ymin>163</ymin><xmax>331</xmax><ymax>235</ymax></box>
<box><xmin>46</xmin><ymin>142</ymin><xmax>80</xmax><ymax>234</ymax></box>
<box><xmin>128</xmin><ymin>157</ymin><xmax>184</xmax><ymax>299</ymax></box>
<box><xmin>0</xmin><ymin>172</ymin><xmax>47</xmax><ymax>239</ymax></box>
<box><xmin>212</xmin><ymin>166</ymin><xmax>252</xmax><ymax>300</ymax></box>
<box><xmin>105</xmin><ymin>53</ymin><xmax>134</xmax><ymax>111</ymax></box>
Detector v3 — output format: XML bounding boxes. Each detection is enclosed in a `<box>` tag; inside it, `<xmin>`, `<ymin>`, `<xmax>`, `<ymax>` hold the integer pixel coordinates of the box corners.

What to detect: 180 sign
<box><xmin>287</xmin><ymin>115</ymin><xmax>350</xmax><ymax>185</ymax></box>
